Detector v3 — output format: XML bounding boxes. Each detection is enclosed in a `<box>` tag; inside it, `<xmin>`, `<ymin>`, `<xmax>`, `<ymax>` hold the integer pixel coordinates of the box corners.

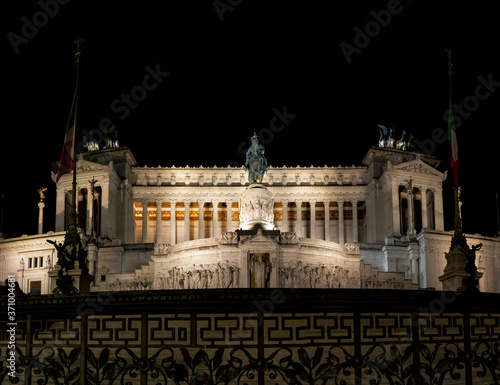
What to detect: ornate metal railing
<box><xmin>1</xmin><ymin>289</ymin><xmax>499</xmax><ymax>384</ymax></box>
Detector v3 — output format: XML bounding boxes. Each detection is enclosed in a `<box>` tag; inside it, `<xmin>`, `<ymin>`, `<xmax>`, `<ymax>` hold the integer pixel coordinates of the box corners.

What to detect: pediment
<box><xmin>240</xmin><ymin>229</ymin><xmax>279</xmax><ymax>245</ymax></box>
<box><xmin>76</xmin><ymin>159</ymin><xmax>110</xmax><ymax>174</ymax></box>
<box><xmin>392</xmin><ymin>159</ymin><xmax>443</xmax><ymax>178</ymax></box>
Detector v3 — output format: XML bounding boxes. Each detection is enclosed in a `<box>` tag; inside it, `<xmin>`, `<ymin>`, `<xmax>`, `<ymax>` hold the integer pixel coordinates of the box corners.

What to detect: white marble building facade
<box><xmin>1</xmin><ymin>146</ymin><xmax>499</xmax><ymax>294</ymax></box>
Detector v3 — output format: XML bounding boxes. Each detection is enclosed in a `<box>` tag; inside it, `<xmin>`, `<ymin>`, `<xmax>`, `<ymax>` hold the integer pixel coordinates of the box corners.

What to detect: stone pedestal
<box><xmin>439</xmin><ymin>245</ymin><xmax>483</xmax><ymax>291</ymax></box>
<box><xmin>239</xmin><ymin>183</ymin><xmax>275</xmax><ymax>230</ymax></box>
<box><xmin>49</xmin><ymin>267</ymin><xmax>95</xmax><ymax>294</ymax></box>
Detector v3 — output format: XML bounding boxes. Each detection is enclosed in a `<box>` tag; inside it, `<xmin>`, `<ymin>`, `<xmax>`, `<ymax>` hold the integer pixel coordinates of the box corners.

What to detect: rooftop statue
<box><xmin>244</xmin><ymin>133</ymin><xmax>268</xmax><ymax>184</ymax></box>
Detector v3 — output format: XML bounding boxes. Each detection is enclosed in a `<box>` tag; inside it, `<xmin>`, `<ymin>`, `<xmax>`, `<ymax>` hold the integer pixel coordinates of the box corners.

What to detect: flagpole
<box><xmin>446</xmin><ymin>49</ymin><xmax>462</xmax><ymax>232</ymax></box>
<box><xmin>66</xmin><ymin>39</ymin><xmax>83</xmax><ymax>243</ymax></box>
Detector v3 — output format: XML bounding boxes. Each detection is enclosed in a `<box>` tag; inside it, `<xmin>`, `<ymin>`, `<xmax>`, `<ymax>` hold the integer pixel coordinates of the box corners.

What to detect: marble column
<box><xmin>86</xmin><ymin>184</ymin><xmax>93</xmax><ymax>234</ymax></box>
<box><xmin>141</xmin><ymin>200</ymin><xmax>148</xmax><ymax>243</ymax></box>
<box><xmin>38</xmin><ymin>202</ymin><xmax>45</xmax><ymax>234</ymax></box>
<box><xmin>212</xmin><ymin>200</ymin><xmax>219</xmax><ymax>237</ymax></box>
<box><xmin>420</xmin><ymin>186</ymin><xmax>428</xmax><ymax>229</ymax></box>
<box><xmin>310</xmin><ymin>200</ymin><xmax>316</xmax><ymax>239</ymax></box>
<box><xmin>184</xmin><ymin>200</ymin><xmax>190</xmax><ymax>242</ymax></box>
<box><xmin>392</xmin><ymin>181</ymin><xmax>401</xmax><ymax>235</ymax></box>
<box><xmin>282</xmin><ymin>200</ymin><xmax>288</xmax><ymax>232</ymax></box>
<box><xmin>324</xmin><ymin>201</ymin><xmax>330</xmax><ymax>241</ymax></box>
<box><xmin>296</xmin><ymin>200</ymin><xmax>303</xmax><ymax>237</ymax></box>
<box><xmin>226</xmin><ymin>200</ymin><xmax>233</xmax><ymax>232</ymax></box>
<box><xmin>156</xmin><ymin>200</ymin><xmax>162</xmax><ymax>244</ymax></box>
<box><xmin>198</xmin><ymin>200</ymin><xmax>205</xmax><ymax>239</ymax></box>
<box><xmin>338</xmin><ymin>199</ymin><xmax>345</xmax><ymax>245</ymax></box>
<box><xmin>352</xmin><ymin>199</ymin><xmax>358</xmax><ymax>243</ymax></box>
<box><xmin>170</xmin><ymin>200</ymin><xmax>177</xmax><ymax>244</ymax></box>
<box><xmin>434</xmin><ymin>188</ymin><xmax>444</xmax><ymax>231</ymax></box>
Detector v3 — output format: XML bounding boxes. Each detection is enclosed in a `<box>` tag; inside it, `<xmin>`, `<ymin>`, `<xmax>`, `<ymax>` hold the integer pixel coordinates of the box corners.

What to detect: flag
<box><xmin>56</xmin><ymin>90</ymin><xmax>77</xmax><ymax>182</ymax></box>
<box><xmin>447</xmin><ymin>98</ymin><xmax>459</xmax><ymax>186</ymax></box>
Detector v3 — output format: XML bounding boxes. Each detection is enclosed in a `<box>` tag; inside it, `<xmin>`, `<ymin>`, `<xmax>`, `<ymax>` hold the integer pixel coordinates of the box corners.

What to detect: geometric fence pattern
<box><xmin>1</xmin><ymin>289</ymin><xmax>499</xmax><ymax>384</ymax></box>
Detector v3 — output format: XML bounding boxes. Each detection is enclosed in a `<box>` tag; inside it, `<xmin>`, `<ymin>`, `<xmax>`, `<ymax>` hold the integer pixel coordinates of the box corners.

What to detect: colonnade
<box><xmin>134</xmin><ymin>198</ymin><xmax>363</xmax><ymax>245</ymax></box>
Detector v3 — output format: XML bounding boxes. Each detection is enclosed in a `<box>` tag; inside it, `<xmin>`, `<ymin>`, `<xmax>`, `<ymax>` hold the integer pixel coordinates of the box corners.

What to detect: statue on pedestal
<box><xmin>244</xmin><ymin>133</ymin><xmax>268</xmax><ymax>184</ymax></box>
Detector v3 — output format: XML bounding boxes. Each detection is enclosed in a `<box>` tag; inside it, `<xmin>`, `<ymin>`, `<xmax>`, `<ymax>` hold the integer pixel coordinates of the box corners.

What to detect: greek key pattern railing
<box><xmin>0</xmin><ymin>290</ymin><xmax>499</xmax><ymax>384</ymax></box>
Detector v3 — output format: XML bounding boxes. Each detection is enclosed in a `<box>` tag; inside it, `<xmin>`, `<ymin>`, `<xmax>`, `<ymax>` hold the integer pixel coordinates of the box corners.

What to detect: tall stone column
<box><xmin>391</xmin><ymin>181</ymin><xmax>401</xmax><ymax>235</ymax></box>
<box><xmin>156</xmin><ymin>200</ymin><xmax>163</xmax><ymax>244</ymax></box>
<box><xmin>86</xmin><ymin>184</ymin><xmax>93</xmax><ymax>234</ymax></box>
<box><xmin>420</xmin><ymin>186</ymin><xmax>428</xmax><ymax>229</ymax></box>
<box><xmin>212</xmin><ymin>200</ymin><xmax>219</xmax><ymax>237</ymax></box>
<box><xmin>170</xmin><ymin>200</ymin><xmax>177</xmax><ymax>245</ymax></box>
<box><xmin>296</xmin><ymin>200</ymin><xmax>303</xmax><ymax>237</ymax></box>
<box><xmin>141</xmin><ymin>200</ymin><xmax>148</xmax><ymax>243</ymax></box>
<box><xmin>434</xmin><ymin>188</ymin><xmax>445</xmax><ymax>231</ymax></box>
<box><xmin>38</xmin><ymin>202</ymin><xmax>45</xmax><ymax>234</ymax></box>
<box><xmin>352</xmin><ymin>199</ymin><xmax>358</xmax><ymax>243</ymax></box>
<box><xmin>310</xmin><ymin>200</ymin><xmax>316</xmax><ymax>239</ymax></box>
<box><xmin>226</xmin><ymin>200</ymin><xmax>233</xmax><ymax>232</ymax></box>
<box><xmin>184</xmin><ymin>201</ymin><xmax>190</xmax><ymax>242</ymax></box>
<box><xmin>338</xmin><ymin>199</ymin><xmax>345</xmax><ymax>245</ymax></box>
<box><xmin>324</xmin><ymin>201</ymin><xmax>330</xmax><ymax>241</ymax></box>
<box><xmin>282</xmin><ymin>200</ymin><xmax>288</xmax><ymax>232</ymax></box>
<box><xmin>198</xmin><ymin>200</ymin><xmax>205</xmax><ymax>239</ymax></box>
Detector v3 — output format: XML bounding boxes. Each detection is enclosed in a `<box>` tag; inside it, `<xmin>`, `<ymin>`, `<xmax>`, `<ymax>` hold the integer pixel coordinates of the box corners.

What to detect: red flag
<box><xmin>56</xmin><ymin>91</ymin><xmax>76</xmax><ymax>182</ymax></box>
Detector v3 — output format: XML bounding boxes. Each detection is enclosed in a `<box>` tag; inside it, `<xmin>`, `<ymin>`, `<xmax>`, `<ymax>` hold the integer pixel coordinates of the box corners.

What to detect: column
<box><xmin>156</xmin><ymin>200</ymin><xmax>162</xmax><ymax>244</ymax></box>
<box><xmin>352</xmin><ymin>199</ymin><xmax>358</xmax><ymax>243</ymax></box>
<box><xmin>391</xmin><ymin>181</ymin><xmax>401</xmax><ymax>235</ymax></box>
<box><xmin>198</xmin><ymin>200</ymin><xmax>205</xmax><ymax>239</ymax></box>
<box><xmin>226</xmin><ymin>200</ymin><xmax>233</xmax><ymax>232</ymax></box>
<box><xmin>212</xmin><ymin>200</ymin><xmax>219</xmax><ymax>237</ymax></box>
<box><xmin>38</xmin><ymin>202</ymin><xmax>45</xmax><ymax>234</ymax></box>
<box><xmin>420</xmin><ymin>186</ymin><xmax>428</xmax><ymax>229</ymax></box>
<box><xmin>324</xmin><ymin>201</ymin><xmax>330</xmax><ymax>241</ymax></box>
<box><xmin>310</xmin><ymin>200</ymin><xmax>316</xmax><ymax>239</ymax></box>
<box><xmin>170</xmin><ymin>200</ymin><xmax>177</xmax><ymax>244</ymax></box>
<box><xmin>55</xmin><ymin>188</ymin><xmax>66</xmax><ymax>232</ymax></box>
<box><xmin>184</xmin><ymin>200</ymin><xmax>190</xmax><ymax>242</ymax></box>
<box><xmin>86</xmin><ymin>184</ymin><xmax>93</xmax><ymax>234</ymax></box>
<box><xmin>141</xmin><ymin>200</ymin><xmax>148</xmax><ymax>243</ymax></box>
<box><xmin>434</xmin><ymin>188</ymin><xmax>444</xmax><ymax>231</ymax></box>
<box><xmin>282</xmin><ymin>200</ymin><xmax>288</xmax><ymax>232</ymax></box>
<box><xmin>338</xmin><ymin>199</ymin><xmax>345</xmax><ymax>245</ymax></box>
<box><xmin>296</xmin><ymin>200</ymin><xmax>303</xmax><ymax>237</ymax></box>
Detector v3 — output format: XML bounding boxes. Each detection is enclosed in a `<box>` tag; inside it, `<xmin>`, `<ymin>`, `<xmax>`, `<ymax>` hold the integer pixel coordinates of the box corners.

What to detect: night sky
<box><xmin>1</xmin><ymin>1</ymin><xmax>499</xmax><ymax>239</ymax></box>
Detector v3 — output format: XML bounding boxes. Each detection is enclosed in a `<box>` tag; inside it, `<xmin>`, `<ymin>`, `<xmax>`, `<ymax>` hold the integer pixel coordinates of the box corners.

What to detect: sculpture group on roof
<box><xmin>378</xmin><ymin>125</ymin><xmax>415</xmax><ymax>151</ymax></box>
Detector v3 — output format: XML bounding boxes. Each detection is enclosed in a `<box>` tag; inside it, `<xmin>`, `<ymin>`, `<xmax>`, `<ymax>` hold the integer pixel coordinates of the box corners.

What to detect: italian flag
<box><xmin>447</xmin><ymin>98</ymin><xmax>459</xmax><ymax>186</ymax></box>
<box><xmin>56</xmin><ymin>91</ymin><xmax>77</xmax><ymax>182</ymax></box>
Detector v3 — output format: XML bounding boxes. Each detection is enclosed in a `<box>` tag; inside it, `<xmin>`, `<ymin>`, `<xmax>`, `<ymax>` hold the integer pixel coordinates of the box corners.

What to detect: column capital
<box><xmin>141</xmin><ymin>199</ymin><xmax>149</xmax><ymax>206</ymax></box>
<box><xmin>225</xmin><ymin>199</ymin><xmax>233</xmax><ymax>206</ymax></box>
<box><xmin>183</xmin><ymin>200</ymin><xmax>191</xmax><ymax>207</ymax></box>
<box><xmin>324</xmin><ymin>200</ymin><xmax>331</xmax><ymax>207</ymax></box>
<box><xmin>337</xmin><ymin>198</ymin><xmax>344</xmax><ymax>206</ymax></box>
<box><xmin>295</xmin><ymin>199</ymin><xmax>303</xmax><ymax>206</ymax></box>
<box><xmin>281</xmin><ymin>199</ymin><xmax>289</xmax><ymax>206</ymax></box>
<box><xmin>155</xmin><ymin>199</ymin><xmax>163</xmax><ymax>206</ymax></box>
<box><xmin>170</xmin><ymin>199</ymin><xmax>177</xmax><ymax>206</ymax></box>
<box><xmin>351</xmin><ymin>199</ymin><xmax>358</xmax><ymax>205</ymax></box>
<box><xmin>197</xmin><ymin>199</ymin><xmax>205</xmax><ymax>207</ymax></box>
<box><xmin>212</xmin><ymin>199</ymin><xmax>219</xmax><ymax>206</ymax></box>
<box><xmin>310</xmin><ymin>200</ymin><xmax>316</xmax><ymax>206</ymax></box>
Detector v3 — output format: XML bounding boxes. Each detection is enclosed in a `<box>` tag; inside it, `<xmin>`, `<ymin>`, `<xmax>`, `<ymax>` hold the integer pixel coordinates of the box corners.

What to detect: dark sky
<box><xmin>1</xmin><ymin>0</ymin><xmax>499</xmax><ymax>238</ymax></box>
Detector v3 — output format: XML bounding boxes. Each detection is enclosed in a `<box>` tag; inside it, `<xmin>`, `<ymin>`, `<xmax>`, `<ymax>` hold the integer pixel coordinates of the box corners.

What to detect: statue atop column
<box><xmin>244</xmin><ymin>133</ymin><xmax>268</xmax><ymax>184</ymax></box>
